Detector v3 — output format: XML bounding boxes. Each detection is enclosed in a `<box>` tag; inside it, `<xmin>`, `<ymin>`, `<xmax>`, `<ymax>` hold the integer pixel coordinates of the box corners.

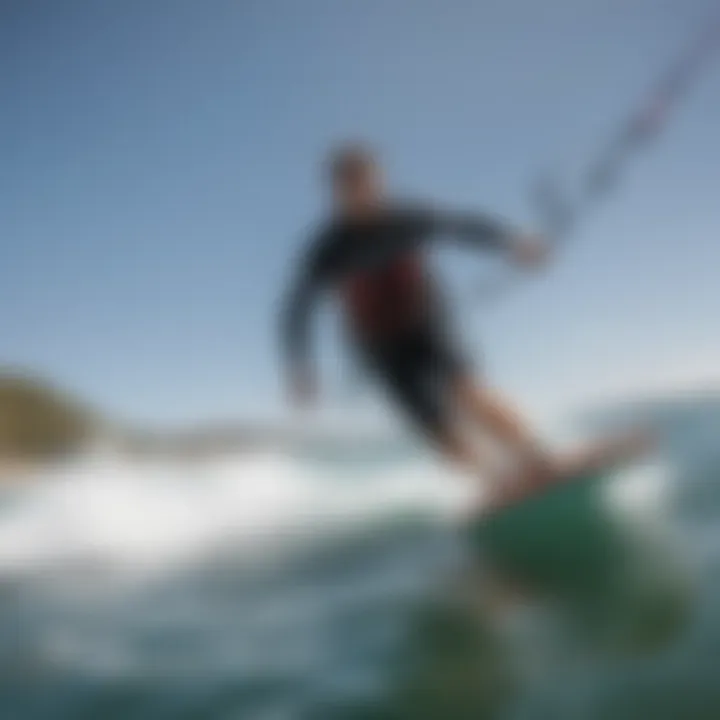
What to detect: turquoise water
<box><xmin>0</xmin><ymin>396</ymin><xmax>718</xmax><ymax>719</ymax></box>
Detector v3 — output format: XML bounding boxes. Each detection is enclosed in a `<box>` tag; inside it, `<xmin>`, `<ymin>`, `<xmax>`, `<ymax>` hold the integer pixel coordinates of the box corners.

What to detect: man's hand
<box><xmin>287</xmin><ymin>369</ymin><xmax>317</xmax><ymax>409</ymax></box>
<box><xmin>510</xmin><ymin>233</ymin><xmax>551</xmax><ymax>268</ymax></box>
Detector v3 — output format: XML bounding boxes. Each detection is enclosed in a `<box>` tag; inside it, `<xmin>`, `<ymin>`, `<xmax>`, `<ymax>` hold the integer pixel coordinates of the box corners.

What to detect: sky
<box><xmin>1</xmin><ymin>0</ymin><xmax>719</xmax><ymax>428</ymax></box>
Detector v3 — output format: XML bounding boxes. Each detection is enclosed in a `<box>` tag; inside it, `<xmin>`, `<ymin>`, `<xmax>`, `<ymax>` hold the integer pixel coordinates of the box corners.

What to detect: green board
<box><xmin>464</xmin><ymin>463</ymin><xmax>692</xmax><ymax>651</ymax></box>
<box><xmin>466</xmin><ymin>468</ymin><xmax>623</xmax><ymax>595</ymax></box>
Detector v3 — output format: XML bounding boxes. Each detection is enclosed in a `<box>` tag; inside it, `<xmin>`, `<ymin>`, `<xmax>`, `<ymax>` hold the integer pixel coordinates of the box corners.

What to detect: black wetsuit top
<box><xmin>282</xmin><ymin>202</ymin><xmax>513</xmax><ymax>372</ymax></box>
<box><xmin>280</xmin><ymin>202</ymin><xmax>515</xmax><ymax>439</ymax></box>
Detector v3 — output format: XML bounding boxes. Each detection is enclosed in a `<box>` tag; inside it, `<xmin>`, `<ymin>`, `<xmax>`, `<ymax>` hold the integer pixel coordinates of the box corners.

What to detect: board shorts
<box><xmin>360</xmin><ymin>322</ymin><xmax>470</xmax><ymax>442</ymax></box>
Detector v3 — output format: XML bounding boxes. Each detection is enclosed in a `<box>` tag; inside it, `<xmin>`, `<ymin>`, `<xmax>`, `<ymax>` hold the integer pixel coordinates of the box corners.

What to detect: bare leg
<box><xmin>450</xmin><ymin>378</ymin><xmax>653</xmax><ymax>511</ymax></box>
<box><xmin>431</xmin><ymin>422</ymin><xmax>487</xmax><ymax>474</ymax></box>
<box><xmin>427</xmin><ymin>421</ymin><xmax>513</xmax><ymax>505</ymax></box>
<box><xmin>452</xmin><ymin>377</ymin><xmax>550</xmax><ymax>468</ymax></box>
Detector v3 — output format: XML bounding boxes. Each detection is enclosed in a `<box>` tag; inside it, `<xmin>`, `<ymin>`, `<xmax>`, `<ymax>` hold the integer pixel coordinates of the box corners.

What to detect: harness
<box><xmin>341</xmin><ymin>252</ymin><xmax>426</xmax><ymax>338</ymax></box>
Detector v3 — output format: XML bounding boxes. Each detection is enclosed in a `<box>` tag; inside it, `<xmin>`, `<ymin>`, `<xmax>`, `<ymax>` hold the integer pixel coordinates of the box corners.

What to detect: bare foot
<box><xmin>483</xmin><ymin>461</ymin><xmax>553</xmax><ymax>514</ymax></box>
<box><xmin>480</xmin><ymin>430</ymin><xmax>654</xmax><ymax>516</ymax></box>
<box><xmin>556</xmin><ymin>427</ymin><xmax>654</xmax><ymax>477</ymax></box>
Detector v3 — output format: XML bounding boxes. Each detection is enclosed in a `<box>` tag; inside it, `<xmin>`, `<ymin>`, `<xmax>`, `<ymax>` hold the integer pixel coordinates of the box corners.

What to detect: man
<box><xmin>280</xmin><ymin>144</ymin><xmax>555</xmax><ymax>506</ymax></box>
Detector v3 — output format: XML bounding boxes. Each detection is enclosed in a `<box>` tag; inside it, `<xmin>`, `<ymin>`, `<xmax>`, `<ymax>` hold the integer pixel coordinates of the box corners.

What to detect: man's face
<box><xmin>332</xmin><ymin>162</ymin><xmax>384</xmax><ymax>216</ymax></box>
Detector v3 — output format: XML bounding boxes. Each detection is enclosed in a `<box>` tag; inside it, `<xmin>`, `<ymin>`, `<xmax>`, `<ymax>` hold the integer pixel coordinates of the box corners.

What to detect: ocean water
<box><xmin>1</xmin><ymin>396</ymin><xmax>719</xmax><ymax>719</ymax></box>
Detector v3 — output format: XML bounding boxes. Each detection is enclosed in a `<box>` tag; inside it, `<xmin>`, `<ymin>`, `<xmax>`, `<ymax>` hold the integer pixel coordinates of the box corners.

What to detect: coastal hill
<box><xmin>0</xmin><ymin>370</ymin><xmax>292</xmax><ymax>462</ymax></box>
<box><xmin>0</xmin><ymin>369</ymin><xmax>402</xmax><ymax>464</ymax></box>
<box><xmin>0</xmin><ymin>370</ymin><xmax>95</xmax><ymax>462</ymax></box>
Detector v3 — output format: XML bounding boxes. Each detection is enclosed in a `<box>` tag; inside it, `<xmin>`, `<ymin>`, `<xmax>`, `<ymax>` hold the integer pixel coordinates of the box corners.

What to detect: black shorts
<box><xmin>360</xmin><ymin>324</ymin><xmax>469</xmax><ymax>442</ymax></box>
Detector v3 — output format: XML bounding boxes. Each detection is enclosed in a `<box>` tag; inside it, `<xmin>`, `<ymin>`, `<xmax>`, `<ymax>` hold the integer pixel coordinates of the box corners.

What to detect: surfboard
<box><xmin>481</xmin><ymin>430</ymin><xmax>653</xmax><ymax>518</ymax></box>
<box><xmin>464</xmin><ymin>432</ymin><xmax>692</xmax><ymax>652</ymax></box>
<box><xmin>467</xmin><ymin>463</ymin><xmax>625</xmax><ymax>592</ymax></box>
<box><xmin>467</xmin><ymin>431</ymin><xmax>653</xmax><ymax>574</ymax></box>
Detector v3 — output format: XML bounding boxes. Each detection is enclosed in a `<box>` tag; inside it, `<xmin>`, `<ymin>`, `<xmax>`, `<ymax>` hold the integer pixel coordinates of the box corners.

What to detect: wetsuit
<box><xmin>281</xmin><ymin>203</ymin><xmax>514</xmax><ymax>441</ymax></box>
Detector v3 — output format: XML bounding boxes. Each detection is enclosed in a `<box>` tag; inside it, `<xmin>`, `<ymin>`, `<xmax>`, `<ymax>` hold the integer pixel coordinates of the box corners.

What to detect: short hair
<box><xmin>327</xmin><ymin>142</ymin><xmax>377</xmax><ymax>184</ymax></box>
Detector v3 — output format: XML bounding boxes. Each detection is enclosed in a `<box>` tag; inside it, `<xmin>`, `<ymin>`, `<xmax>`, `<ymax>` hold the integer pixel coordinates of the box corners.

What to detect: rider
<box><xmin>280</xmin><ymin>143</ymin><xmax>553</xmax><ymax>502</ymax></box>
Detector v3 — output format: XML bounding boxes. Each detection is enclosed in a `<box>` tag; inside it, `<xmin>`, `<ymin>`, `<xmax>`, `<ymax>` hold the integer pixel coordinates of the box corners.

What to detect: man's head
<box><xmin>327</xmin><ymin>143</ymin><xmax>384</xmax><ymax>216</ymax></box>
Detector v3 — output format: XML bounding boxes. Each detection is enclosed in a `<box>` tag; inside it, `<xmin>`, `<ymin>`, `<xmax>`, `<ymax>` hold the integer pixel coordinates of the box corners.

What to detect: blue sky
<box><xmin>1</xmin><ymin>0</ymin><xmax>719</xmax><ymax>426</ymax></box>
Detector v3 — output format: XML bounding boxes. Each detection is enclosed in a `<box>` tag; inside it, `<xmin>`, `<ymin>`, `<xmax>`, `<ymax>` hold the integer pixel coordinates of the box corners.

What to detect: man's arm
<box><xmin>280</xmin><ymin>236</ymin><xmax>328</xmax><ymax>405</ymax></box>
<box><xmin>411</xmin><ymin>204</ymin><xmax>547</xmax><ymax>264</ymax></box>
<box><xmin>416</xmin><ymin>204</ymin><xmax>515</xmax><ymax>250</ymax></box>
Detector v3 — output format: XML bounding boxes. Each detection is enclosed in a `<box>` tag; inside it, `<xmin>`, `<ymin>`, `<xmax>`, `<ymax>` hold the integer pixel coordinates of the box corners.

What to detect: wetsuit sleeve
<box><xmin>413</xmin><ymin>205</ymin><xmax>516</xmax><ymax>252</ymax></box>
<box><xmin>280</xmin><ymin>233</ymin><xmax>330</xmax><ymax>380</ymax></box>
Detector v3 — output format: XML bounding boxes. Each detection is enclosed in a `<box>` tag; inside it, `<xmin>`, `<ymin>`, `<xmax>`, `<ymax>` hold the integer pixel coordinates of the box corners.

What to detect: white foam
<box><xmin>604</xmin><ymin>460</ymin><xmax>672</xmax><ymax>516</ymax></box>
<box><xmin>0</xmin><ymin>448</ymin><xmax>470</xmax><ymax>584</ymax></box>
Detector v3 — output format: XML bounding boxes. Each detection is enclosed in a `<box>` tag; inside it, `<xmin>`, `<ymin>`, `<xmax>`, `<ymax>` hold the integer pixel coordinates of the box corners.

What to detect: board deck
<box><xmin>463</xmin><ymin>448</ymin><xmax>691</xmax><ymax>652</ymax></box>
<box><xmin>463</xmin><ymin>431</ymin><xmax>654</xmax><ymax>593</ymax></box>
<box><xmin>481</xmin><ymin>430</ymin><xmax>652</xmax><ymax>518</ymax></box>
<box><xmin>463</xmin><ymin>468</ymin><xmax>641</xmax><ymax>620</ymax></box>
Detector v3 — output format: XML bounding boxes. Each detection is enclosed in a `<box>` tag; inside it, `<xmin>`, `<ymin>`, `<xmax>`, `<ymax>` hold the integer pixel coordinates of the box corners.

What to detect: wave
<box><xmin>0</xmin><ymin>448</ymin><xmax>473</xmax><ymax>587</ymax></box>
<box><xmin>0</xmin><ymin>386</ymin><xmax>695</xmax><ymax>594</ymax></box>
